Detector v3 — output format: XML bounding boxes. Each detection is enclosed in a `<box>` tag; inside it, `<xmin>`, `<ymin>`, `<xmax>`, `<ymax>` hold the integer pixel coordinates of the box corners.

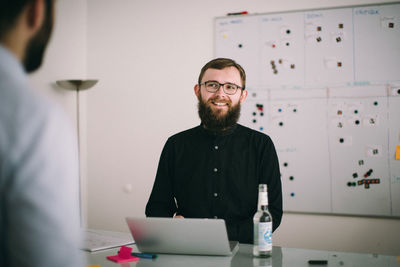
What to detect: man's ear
<box><xmin>25</xmin><ymin>0</ymin><xmax>45</xmax><ymax>31</ymax></box>
<box><xmin>194</xmin><ymin>84</ymin><xmax>200</xmax><ymax>98</ymax></box>
<box><xmin>239</xmin><ymin>89</ymin><xmax>248</xmax><ymax>104</ymax></box>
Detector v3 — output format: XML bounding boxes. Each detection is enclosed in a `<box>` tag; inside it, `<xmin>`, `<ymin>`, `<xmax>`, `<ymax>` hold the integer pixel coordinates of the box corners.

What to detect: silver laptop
<box><xmin>126</xmin><ymin>217</ymin><xmax>239</xmax><ymax>256</ymax></box>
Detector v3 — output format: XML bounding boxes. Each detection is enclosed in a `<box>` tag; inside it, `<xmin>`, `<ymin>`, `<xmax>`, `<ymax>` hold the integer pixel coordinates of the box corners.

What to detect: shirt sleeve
<box><xmin>3</xmin><ymin>105</ymin><xmax>84</xmax><ymax>267</ymax></box>
<box><xmin>145</xmin><ymin>138</ymin><xmax>177</xmax><ymax>217</ymax></box>
<box><xmin>260</xmin><ymin>136</ymin><xmax>283</xmax><ymax>232</ymax></box>
<box><xmin>232</xmin><ymin>134</ymin><xmax>283</xmax><ymax>244</ymax></box>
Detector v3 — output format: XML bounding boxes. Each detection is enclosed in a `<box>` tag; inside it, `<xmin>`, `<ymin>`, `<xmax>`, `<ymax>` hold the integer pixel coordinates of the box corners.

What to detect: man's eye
<box><xmin>208</xmin><ymin>83</ymin><xmax>219</xmax><ymax>88</ymax></box>
<box><xmin>226</xmin><ymin>84</ymin><xmax>236</xmax><ymax>90</ymax></box>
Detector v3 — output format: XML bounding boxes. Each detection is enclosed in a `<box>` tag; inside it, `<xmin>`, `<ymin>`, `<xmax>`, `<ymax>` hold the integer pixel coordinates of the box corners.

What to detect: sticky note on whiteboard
<box><xmin>396</xmin><ymin>145</ymin><xmax>400</xmax><ymax>160</ymax></box>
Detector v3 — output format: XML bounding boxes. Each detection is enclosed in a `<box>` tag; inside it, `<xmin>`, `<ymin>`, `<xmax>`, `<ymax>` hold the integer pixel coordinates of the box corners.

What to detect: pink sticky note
<box><xmin>106</xmin><ymin>246</ymin><xmax>139</xmax><ymax>263</ymax></box>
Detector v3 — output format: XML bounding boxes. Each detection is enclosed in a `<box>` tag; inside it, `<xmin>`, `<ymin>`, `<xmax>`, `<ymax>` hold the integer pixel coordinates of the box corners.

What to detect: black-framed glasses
<box><xmin>199</xmin><ymin>80</ymin><xmax>243</xmax><ymax>95</ymax></box>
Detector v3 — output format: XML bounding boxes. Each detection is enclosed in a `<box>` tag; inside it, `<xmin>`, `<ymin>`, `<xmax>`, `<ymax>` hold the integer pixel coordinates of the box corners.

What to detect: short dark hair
<box><xmin>198</xmin><ymin>58</ymin><xmax>246</xmax><ymax>89</ymax></box>
<box><xmin>0</xmin><ymin>0</ymin><xmax>52</xmax><ymax>41</ymax></box>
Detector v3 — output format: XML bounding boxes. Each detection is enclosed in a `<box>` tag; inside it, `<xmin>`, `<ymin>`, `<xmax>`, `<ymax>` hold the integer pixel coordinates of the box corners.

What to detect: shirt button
<box><xmin>213</xmin><ymin>168</ymin><xmax>218</xmax><ymax>172</ymax></box>
<box><xmin>214</xmin><ymin>145</ymin><xmax>219</xmax><ymax>150</ymax></box>
<box><xmin>214</xmin><ymin>193</ymin><xmax>218</xmax><ymax>197</ymax></box>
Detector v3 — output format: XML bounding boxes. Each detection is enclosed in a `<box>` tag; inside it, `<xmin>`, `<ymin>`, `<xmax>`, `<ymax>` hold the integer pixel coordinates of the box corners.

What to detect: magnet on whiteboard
<box><xmin>280</xmin><ymin>26</ymin><xmax>291</xmax><ymax>35</ymax></box>
<box><xmin>316</xmin><ymin>36</ymin><xmax>322</xmax><ymax>42</ymax></box>
<box><xmin>338</xmin><ymin>23</ymin><xmax>344</xmax><ymax>29</ymax></box>
<box><xmin>389</xmin><ymin>87</ymin><xmax>400</xmax><ymax>96</ymax></box>
<box><xmin>347</xmin><ymin>102</ymin><xmax>363</xmax><ymax>114</ymax></box>
<box><xmin>380</xmin><ymin>17</ymin><xmax>395</xmax><ymax>28</ymax></box>
<box><xmin>265</xmin><ymin>41</ymin><xmax>276</xmax><ymax>48</ymax></box>
<box><xmin>219</xmin><ymin>30</ymin><xmax>230</xmax><ymax>39</ymax></box>
<box><xmin>331</xmin><ymin>118</ymin><xmax>344</xmax><ymax>128</ymax></box>
<box><xmin>358</xmin><ymin>160</ymin><xmax>364</xmax><ymax>166</ymax></box>
<box><xmin>364</xmin><ymin>169</ymin><xmax>373</xmax><ymax>178</ymax></box>
<box><xmin>366</xmin><ymin>145</ymin><xmax>382</xmax><ymax>157</ymax></box>
<box><xmin>336</xmin><ymin>37</ymin><xmax>342</xmax><ymax>42</ymax></box>
<box><xmin>347</xmin><ymin>181</ymin><xmax>356</xmax><ymax>187</ymax></box>
<box><xmin>348</xmin><ymin>116</ymin><xmax>361</xmax><ymax>126</ymax></box>
<box><xmin>317</xmin><ymin>26</ymin><xmax>322</xmax><ymax>31</ymax></box>
<box><xmin>363</xmin><ymin>115</ymin><xmax>379</xmax><ymax>126</ymax></box>
<box><xmin>338</xmin><ymin>136</ymin><xmax>352</xmax><ymax>146</ymax></box>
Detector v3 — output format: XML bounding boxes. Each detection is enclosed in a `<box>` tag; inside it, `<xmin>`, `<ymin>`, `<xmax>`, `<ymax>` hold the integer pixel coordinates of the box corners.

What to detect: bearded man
<box><xmin>145</xmin><ymin>58</ymin><xmax>282</xmax><ymax>244</ymax></box>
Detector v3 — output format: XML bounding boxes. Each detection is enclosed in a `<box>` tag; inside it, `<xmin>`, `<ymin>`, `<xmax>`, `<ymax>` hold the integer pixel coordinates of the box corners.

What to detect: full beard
<box><xmin>197</xmin><ymin>95</ymin><xmax>241</xmax><ymax>132</ymax></box>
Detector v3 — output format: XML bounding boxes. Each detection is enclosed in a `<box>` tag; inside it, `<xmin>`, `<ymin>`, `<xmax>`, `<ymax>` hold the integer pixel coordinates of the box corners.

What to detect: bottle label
<box><xmin>258</xmin><ymin>222</ymin><xmax>272</xmax><ymax>252</ymax></box>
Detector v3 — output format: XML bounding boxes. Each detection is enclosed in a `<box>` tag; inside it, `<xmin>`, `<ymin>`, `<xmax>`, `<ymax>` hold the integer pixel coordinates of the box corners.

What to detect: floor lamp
<box><xmin>56</xmin><ymin>79</ymin><xmax>98</xmax><ymax>226</ymax></box>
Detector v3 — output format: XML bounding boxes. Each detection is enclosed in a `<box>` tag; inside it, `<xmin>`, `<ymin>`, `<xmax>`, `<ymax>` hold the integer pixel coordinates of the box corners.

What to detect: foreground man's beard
<box><xmin>197</xmin><ymin>95</ymin><xmax>241</xmax><ymax>132</ymax></box>
<box><xmin>23</xmin><ymin>1</ymin><xmax>54</xmax><ymax>73</ymax></box>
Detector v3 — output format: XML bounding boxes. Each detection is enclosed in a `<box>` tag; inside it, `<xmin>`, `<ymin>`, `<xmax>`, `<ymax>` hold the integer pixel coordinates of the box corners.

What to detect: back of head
<box><xmin>0</xmin><ymin>0</ymin><xmax>54</xmax><ymax>73</ymax></box>
<box><xmin>0</xmin><ymin>0</ymin><xmax>30</xmax><ymax>41</ymax></box>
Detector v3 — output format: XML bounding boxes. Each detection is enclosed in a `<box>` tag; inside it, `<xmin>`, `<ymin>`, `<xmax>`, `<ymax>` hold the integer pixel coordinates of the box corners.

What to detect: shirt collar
<box><xmin>199</xmin><ymin>123</ymin><xmax>238</xmax><ymax>137</ymax></box>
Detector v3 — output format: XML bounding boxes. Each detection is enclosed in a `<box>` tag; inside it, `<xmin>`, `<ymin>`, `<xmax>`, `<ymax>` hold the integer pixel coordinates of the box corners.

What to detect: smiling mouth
<box><xmin>211</xmin><ymin>101</ymin><xmax>229</xmax><ymax>107</ymax></box>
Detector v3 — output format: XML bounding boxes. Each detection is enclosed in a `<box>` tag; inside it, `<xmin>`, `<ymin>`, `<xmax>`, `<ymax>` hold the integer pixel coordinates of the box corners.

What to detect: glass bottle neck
<box><xmin>258</xmin><ymin>191</ymin><xmax>268</xmax><ymax>209</ymax></box>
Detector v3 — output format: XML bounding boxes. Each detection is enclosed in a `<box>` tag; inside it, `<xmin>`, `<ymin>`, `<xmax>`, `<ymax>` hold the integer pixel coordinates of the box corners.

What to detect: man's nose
<box><xmin>215</xmin><ymin>85</ymin><xmax>227</xmax><ymax>96</ymax></box>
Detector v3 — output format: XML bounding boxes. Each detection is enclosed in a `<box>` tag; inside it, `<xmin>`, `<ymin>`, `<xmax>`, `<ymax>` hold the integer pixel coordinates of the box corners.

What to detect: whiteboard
<box><xmin>215</xmin><ymin>3</ymin><xmax>400</xmax><ymax>217</ymax></box>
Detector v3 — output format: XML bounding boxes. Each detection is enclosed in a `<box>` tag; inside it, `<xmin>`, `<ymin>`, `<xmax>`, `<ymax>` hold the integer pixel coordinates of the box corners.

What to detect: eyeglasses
<box><xmin>199</xmin><ymin>81</ymin><xmax>243</xmax><ymax>95</ymax></box>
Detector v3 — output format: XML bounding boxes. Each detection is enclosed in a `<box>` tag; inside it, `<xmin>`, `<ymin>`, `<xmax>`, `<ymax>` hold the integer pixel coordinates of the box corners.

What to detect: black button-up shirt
<box><xmin>145</xmin><ymin>124</ymin><xmax>282</xmax><ymax>243</ymax></box>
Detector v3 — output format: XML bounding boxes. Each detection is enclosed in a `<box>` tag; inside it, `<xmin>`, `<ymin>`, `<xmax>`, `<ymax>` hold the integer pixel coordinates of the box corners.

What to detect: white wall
<box><xmin>29</xmin><ymin>0</ymin><xmax>88</xmax><ymax>224</ymax></box>
<box><xmin>83</xmin><ymin>0</ymin><xmax>400</xmax><ymax>256</ymax></box>
<box><xmin>30</xmin><ymin>0</ymin><xmax>87</xmax><ymax>117</ymax></box>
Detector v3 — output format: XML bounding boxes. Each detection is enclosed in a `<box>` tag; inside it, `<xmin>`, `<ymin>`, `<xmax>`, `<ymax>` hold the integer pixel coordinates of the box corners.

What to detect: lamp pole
<box><xmin>56</xmin><ymin>79</ymin><xmax>98</xmax><ymax>226</ymax></box>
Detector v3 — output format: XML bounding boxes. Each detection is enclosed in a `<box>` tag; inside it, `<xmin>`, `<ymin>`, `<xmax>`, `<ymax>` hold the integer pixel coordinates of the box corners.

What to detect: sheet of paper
<box><xmin>82</xmin><ymin>229</ymin><xmax>134</xmax><ymax>252</ymax></box>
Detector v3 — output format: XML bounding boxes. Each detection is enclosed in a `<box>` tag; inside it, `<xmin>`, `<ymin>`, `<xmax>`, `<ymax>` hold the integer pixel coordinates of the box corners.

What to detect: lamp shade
<box><xmin>56</xmin><ymin>79</ymin><xmax>98</xmax><ymax>91</ymax></box>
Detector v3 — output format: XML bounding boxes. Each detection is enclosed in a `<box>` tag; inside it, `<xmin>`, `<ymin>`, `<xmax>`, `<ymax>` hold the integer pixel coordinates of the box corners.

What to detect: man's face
<box><xmin>194</xmin><ymin>67</ymin><xmax>248</xmax><ymax>130</ymax></box>
<box><xmin>23</xmin><ymin>1</ymin><xmax>54</xmax><ymax>73</ymax></box>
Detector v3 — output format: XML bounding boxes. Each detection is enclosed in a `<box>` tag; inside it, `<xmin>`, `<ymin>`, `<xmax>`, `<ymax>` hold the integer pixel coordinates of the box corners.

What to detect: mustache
<box><xmin>207</xmin><ymin>97</ymin><xmax>232</xmax><ymax>105</ymax></box>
